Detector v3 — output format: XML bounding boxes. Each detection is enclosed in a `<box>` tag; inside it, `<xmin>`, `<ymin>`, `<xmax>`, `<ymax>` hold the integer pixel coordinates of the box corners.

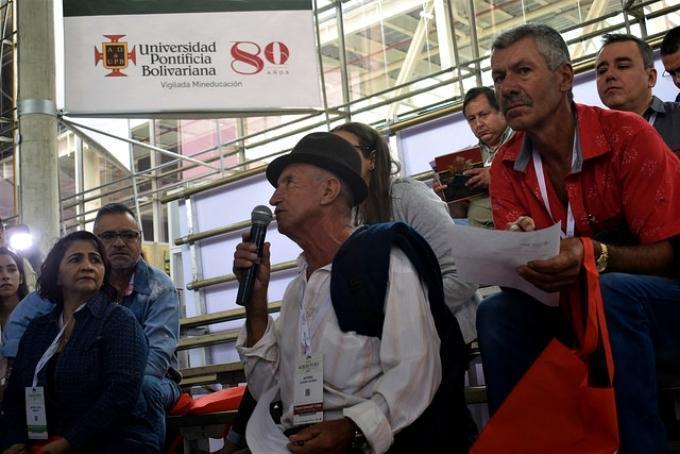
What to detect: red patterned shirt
<box><xmin>489</xmin><ymin>103</ymin><xmax>680</xmax><ymax>244</ymax></box>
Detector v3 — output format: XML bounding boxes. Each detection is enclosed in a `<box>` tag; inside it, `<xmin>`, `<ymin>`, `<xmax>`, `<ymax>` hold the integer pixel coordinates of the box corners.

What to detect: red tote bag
<box><xmin>472</xmin><ymin>237</ymin><xmax>619</xmax><ymax>454</ymax></box>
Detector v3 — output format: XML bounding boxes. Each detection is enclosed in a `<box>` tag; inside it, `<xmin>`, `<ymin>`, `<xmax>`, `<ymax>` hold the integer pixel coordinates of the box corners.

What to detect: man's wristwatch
<box><xmin>0</xmin><ymin>366</ymin><xmax>11</xmax><ymax>387</ymax></box>
<box><xmin>350</xmin><ymin>427</ymin><xmax>367</xmax><ymax>450</ymax></box>
<box><xmin>345</xmin><ymin>418</ymin><xmax>366</xmax><ymax>450</ymax></box>
<box><xmin>596</xmin><ymin>242</ymin><xmax>609</xmax><ymax>273</ymax></box>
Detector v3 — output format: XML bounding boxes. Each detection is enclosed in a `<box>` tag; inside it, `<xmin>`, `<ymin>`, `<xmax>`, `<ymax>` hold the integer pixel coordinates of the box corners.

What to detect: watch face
<box><xmin>595</xmin><ymin>243</ymin><xmax>608</xmax><ymax>273</ymax></box>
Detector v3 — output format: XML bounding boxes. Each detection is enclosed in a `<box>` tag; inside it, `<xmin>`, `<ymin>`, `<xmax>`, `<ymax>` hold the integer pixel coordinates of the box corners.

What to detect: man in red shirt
<box><xmin>477</xmin><ymin>23</ymin><xmax>680</xmax><ymax>453</ymax></box>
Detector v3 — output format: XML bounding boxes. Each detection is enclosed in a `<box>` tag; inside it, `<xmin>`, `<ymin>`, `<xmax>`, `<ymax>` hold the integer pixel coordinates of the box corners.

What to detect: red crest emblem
<box><xmin>94</xmin><ymin>34</ymin><xmax>137</xmax><ymax>77</ymax></box>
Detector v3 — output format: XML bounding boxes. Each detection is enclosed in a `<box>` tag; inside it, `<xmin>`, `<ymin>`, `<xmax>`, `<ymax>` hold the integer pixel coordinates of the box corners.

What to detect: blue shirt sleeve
<box><xmin>142</xmin><ymin>284</ymin><xmax>180</xmax><ymax>377</ymax></box>
<box><xmin>1</xmin><ymin>292</ymin><xmax>54</xmax><ymax>358</ymax></box>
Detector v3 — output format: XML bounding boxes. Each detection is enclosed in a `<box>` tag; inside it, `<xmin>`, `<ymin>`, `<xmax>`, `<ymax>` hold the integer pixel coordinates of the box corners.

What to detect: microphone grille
<box><xmin>251</xmin><ymin>205</ymin><xmax>273</xmax><ymax>225</ymax></box>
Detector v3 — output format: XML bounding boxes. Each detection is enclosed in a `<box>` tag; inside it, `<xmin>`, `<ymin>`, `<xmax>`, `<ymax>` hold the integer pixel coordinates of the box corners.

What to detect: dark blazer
<box><xmin>0</xmin><ymin>292</ymin><xmax>148</xmax><ymax>451</ymax></box>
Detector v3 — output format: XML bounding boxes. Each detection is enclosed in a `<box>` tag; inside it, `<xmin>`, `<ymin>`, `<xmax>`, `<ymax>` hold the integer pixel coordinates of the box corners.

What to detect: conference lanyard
<box><xmin>298</xmin><ymin>281</ymin><xmax>332</xmax><ymax>356</ymax></box>
<box><xmin>532</xmin><ymin>145</ymin><xmax>577</xmax><ymax>239</ymax></box>
<box><xmin>32</xmin><ymin>304</ymin><xmax>86</xmax><ymax>387</ymax></box>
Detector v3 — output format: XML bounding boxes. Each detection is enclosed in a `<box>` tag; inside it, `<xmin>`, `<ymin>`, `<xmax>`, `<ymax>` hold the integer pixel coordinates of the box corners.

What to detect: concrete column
<box><xmin>17</xmin><ymin>0</ymin><xmax>60</xmax><ymax>254</ymax></box>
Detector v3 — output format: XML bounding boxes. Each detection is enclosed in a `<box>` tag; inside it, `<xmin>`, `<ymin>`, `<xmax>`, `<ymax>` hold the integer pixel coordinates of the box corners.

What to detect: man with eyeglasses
<box><xmin>595</xmin><ymin>33</ymin><xmax>680</xmax><ymax>155</ymax></box>
<box><xmin>661</xmin><ymin>26</ymin><xmax>680</xmax><ymax>102</ymax></box>
<box><xmin>1</xmin><ymin>203</ymin><xmax>181</xmax><ymax>451</ymax></box>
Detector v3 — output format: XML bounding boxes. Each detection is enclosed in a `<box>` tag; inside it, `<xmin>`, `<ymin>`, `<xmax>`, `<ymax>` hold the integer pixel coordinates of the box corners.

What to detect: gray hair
<box><xmin>493</xmin><ymin>23</ymin><xmax>571</xmax><ymax>70</ymax></box>
<box><xmin>311</xmin><ymin>167</ymin><xmax>354</xmax><ymax>215</ymax></box>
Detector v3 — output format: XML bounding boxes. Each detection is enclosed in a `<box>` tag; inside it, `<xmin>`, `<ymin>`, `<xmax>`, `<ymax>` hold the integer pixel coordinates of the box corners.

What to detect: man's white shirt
<box><xmin>236</xmin><ymin>247</ymin><xmax>442</xmax><ymax>453</ymax></box>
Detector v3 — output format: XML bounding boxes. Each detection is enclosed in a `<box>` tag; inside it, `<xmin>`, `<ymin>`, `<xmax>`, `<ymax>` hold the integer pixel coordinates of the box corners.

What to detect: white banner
<box><xmin>63</xmin><ymin>10</ymin><xmax>322</xmax><ymax>115</ymax></box>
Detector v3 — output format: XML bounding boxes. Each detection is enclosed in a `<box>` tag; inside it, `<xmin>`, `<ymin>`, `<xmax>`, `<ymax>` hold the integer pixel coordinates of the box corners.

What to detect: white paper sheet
<box><xmin>246</xmin><ymin>385</ymin><xmax>291</xmax><ymax>452</ymax></box>
<box><xmin>450</xmin><ymin>223</ymin><xmax>562</xmax><ymax>306</ymax></box>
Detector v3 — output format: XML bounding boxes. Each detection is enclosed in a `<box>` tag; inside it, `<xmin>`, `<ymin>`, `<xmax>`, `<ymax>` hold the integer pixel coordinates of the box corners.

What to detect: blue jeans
<box><xmin>129</xmin><ymin>375</ymin><xmax>181</xmax><ymax>451</ymax></box>
<box><xmin>476</xmin><ymin>273</ymin><xmax>680</xmax><ymax>454</ymax></box>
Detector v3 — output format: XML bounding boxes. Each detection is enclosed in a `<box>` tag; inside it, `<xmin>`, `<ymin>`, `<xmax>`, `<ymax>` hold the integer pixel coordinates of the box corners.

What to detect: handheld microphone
<box><xmin>236</xmin><ymin>205</ymin><xmax>274</xmax><ymax>306</ymax></box>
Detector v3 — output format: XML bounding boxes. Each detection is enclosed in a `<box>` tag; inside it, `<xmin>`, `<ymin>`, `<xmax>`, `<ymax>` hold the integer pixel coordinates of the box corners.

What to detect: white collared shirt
<box><xmin>236</xmin><ymin>248</ymin><xmax>442</xmax><ymax>454</ymax></box>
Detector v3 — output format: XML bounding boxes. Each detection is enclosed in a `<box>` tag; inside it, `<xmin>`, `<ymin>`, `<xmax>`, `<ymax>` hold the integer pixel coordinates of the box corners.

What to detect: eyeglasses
<box><xmin>662</xmin><ymin>68</ymin><xmax>680</xmax><ymax>79</ymax></box>
<box><xmin>352</xmin><ymin>144</ymin><xmax>376</xmax><ymax>159</ymax></box>
<box><xmin>98</xmin><ymin>230</ymin><xmax>141</xmax><ymax>242</ymax></box>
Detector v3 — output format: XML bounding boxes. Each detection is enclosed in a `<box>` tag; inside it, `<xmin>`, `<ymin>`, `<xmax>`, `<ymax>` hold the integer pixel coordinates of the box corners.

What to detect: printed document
<box><xmin>451</xmin><ymin>223</ymin><xmax>561</xmax><ymax>306</ymax></box>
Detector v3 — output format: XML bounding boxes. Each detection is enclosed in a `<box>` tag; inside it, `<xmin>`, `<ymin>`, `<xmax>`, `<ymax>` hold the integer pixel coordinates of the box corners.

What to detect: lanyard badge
<box><xmin>293</xmin><ymin>352</ymin><xmax>324</xmax><ymax>426</ymax></box>
<box><xmin>293</xmin><ymin>291</ymin><xmax>329</xmax><ymax>426</ymax></box>
<box><xmin>25</xmin><ymin>304</ymin><xmax>86</xmax><ymax>440</ymax></box>
<box><xmin>25</xmin><ymin>387</ymin><xmax>48</xmax><ymax>439</ymax></box>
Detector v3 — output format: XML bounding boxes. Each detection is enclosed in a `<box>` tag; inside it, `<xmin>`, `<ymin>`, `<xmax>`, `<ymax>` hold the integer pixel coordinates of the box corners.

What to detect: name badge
<box><xmin>25</xmin><ymin>387</ymin><xmax>49</xmax><ymax>440</ymax></box>
<box><xmin>293</xmin><ymin>353</ymin><xmax>324</xmax><ymax>426</ymax></box>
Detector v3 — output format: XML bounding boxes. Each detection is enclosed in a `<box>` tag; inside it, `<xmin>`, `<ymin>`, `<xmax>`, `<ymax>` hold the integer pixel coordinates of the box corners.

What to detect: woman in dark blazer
<box><xmin>0</xmin><ymin>231</ymin><xmax>153</xmax><ymax>453</ymax></box>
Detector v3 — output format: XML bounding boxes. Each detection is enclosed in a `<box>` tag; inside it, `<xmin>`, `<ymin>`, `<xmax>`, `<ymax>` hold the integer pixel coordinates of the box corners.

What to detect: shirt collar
<box><xmin>507</xmin><ymin>103</ymin><xmax>609</xmax><ymax>172</ymax></box>
<box><xmin>479</xmin><ymin>127</ymin><xmax>513</xmax><ymax>154</ymax></box>
<box><xmin>644</xmin><ymin>95</ymin><xmax>665</xmax><ymax>119</ymax></box>
<box><xmin>131</xmin><ymin>258</ymin><xmax>151</xmax><ymax>295</ymax></box>
<box><xmin>512</xmin><ymin>133</ymin><xmax>583</xmax><ymax>173</ymax></box>
<box><xmin>124</xmin><ymin>272</ymin><xmax>135</xmax><ymax>297</ymax></box>
<box><xmin>296</xmin><ymin>253</ymin><xmax>333</xmax><ymax>280</ymax></box>
<box><xmin>83</xmin><ymin>292</ymin><xmax>110</xmax><ymax>318</ymax></box>
<box><xmin>295</xmin><ymin>228</ymin><xmax>360</xmax><ymax>277</ymax></box>
<box><xmin>296</xmin><ymin>253</ymin><xmax>308</xmax><ymax>273</ymax></box>
<box><xmin>496</xmin><ymin>127</ymin><xmax>514</xmax><ymax>147</ymax></box>
<box><xmin>40</xmin><ymin>292</ymin><xmax>110</xmax><ymax>324</ymax></box>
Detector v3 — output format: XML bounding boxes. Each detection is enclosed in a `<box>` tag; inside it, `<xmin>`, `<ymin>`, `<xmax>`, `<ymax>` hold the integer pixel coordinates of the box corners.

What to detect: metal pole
<box><xmin>313</xmin><ymin>0</ymin><xmax>332</xmax><ymax>128</ymax></box>
<box><xmin>447</xmin><ymin>0</ymin><xmax>466</xmax><ymax>100</ymax></box>
<box><xmin>129</xmin><ymin>118</ymin><xmax>143</xmax><ymax>235</ymax></box>
<box><xmin>74</xmin><ymin>134</ymin><xmax>85</xmax><ymax>230</ymax></box>
<box><xmin>336</xmin><ymin>0</ymin><xmax>351</xmax><ymax>121</ymax></box>
<box><xmin>149</xmin><ymin>119</ymin><xmax>162</xmax><ymax>242</ymax></box>
<box><xmin>215</xmin><ymin>118</ymin><xmax>225</xmax><ymax>175</ymax></box>
<box><xmin>466</xmin><ymin>0</ymin><xmax>483</xmax><ymax>87</ymax></box>
<box><xmin>60</xmin><ymin>117</ymin><xmax>220</xmax><ymax>171</ymax></box>
<box><xmin>236</xmin><ymin>118</ymin><xmax>246</xmax><ymax>166</ymax></box>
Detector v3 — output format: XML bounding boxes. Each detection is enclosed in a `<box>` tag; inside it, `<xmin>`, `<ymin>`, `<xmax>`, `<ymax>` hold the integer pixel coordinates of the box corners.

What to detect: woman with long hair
<box><xmin>0</xmin><ymin>247</ymin><xmax>29</xmax><ymax>401</ymax></box>
<box><xmin>332</xmin><ymin>122</ymin><xmax>479</xmax><ymax>344</ymax></box>
<box><xmin>0</xmin><ymin>231</ymin><xmax>153</xmax><ymax>454</ymax></box>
